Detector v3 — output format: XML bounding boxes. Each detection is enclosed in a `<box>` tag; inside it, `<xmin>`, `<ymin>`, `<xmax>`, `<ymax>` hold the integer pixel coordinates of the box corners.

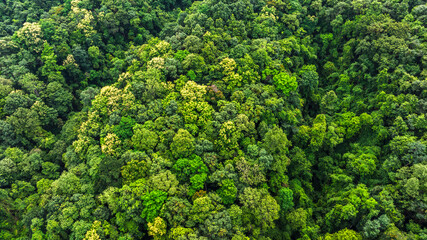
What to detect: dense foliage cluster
<box><xmin>0</xmin><ymin>0</ymin><xmax>426</xmax><ymax>239</ymax></box>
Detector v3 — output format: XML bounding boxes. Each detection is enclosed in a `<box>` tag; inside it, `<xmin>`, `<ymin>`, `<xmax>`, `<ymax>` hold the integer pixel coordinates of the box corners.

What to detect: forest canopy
<box><xmin>0</xmin><ymin>0</ymin><xmax>426</xmax><ymax>239</ymax></box>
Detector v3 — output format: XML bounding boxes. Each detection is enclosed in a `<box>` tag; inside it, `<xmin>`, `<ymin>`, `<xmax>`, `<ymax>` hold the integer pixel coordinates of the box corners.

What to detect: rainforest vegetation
<box><xmin>0</xmin><ymin>0</ymin><xmax>426</xmax><ymax>239</ymax></box>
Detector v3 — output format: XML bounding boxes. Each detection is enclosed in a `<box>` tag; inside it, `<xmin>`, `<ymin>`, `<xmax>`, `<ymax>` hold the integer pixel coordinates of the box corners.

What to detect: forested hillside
<box><xmin>0</xmin><ymin>0</ymin><xmax>426</xmax><ymax>239</ymax></box>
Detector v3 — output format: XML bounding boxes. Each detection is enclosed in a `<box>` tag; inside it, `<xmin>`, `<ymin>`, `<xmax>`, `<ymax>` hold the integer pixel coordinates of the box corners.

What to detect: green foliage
<box><xmin>363</xmin><ymin>215</ymin><xmax>390</xmax><ymax>239</ymax></box>
<box><xmin>40</xmin><ymin>42</ymin><xmax>65</xmax><ymax>83</ymax></box>
<box><xmin>161</xmin><ymin>197</ymin><xmax>192</xmax><ymax>228</ymax></box>
<box><xmin>174</xmin><ymin>50</ymin><xmax>190</xmax><ymax>62</ymax></box>
<box><xmin>299</xmin><ymin>65</ymin><xmax>319</xmax><ymax>97</ymax></box>
<box><xmin>44</xmin><ymin>82</ymin><xmax>73</xmax><ymax>117</ymax></box>
<box><xmin>141</xmin><ymin>190</ymin><xmax>168</xmax><ymax>223</ymax></box>
<box><xmin>113</xmin><ymin>117</ymin><xmax>136</xmax><ymax>140</ymax></box>
<box><xmin>273</xmin><ymin>72</ymin><xmax>298</xmax><ymax>96</ymax></box>
<box><xmin>217</xmin><ymin>179</ymin><xmax>237</xmax><ymax>205</ymax></box>
<box><xmin>189</xmin><ymin>173</ymin><xmax>207</xmax><ymax>196</ymax></box>
<box><xmin>173</xmin><ymin>154</ymin><xmax>208</xmax><ymax>196</ymax></box>
<box><xmin>80</xmin><ymin>87</ymin><xmax>100</xmax><ymax>108</ymax></box>
<box><xmin>170</xmin><ymin>129</ymin><xmax>195</xmax><ymax>159</ymax></box>
<box><xmin>132</xmin><ymin>125</ymin><xmax>158</xmax><ymax>152</ymax></box>
<box><xmin>310</xmin><ymin>114</ymin><xmax>327</xmax><ymax>150</ymax></box>
<box><xmin>325</xmin><ymin>184</ymin><xmax>378</xmax><ymax>231</ymax></box>
<box><xmin>173</xmin><ymin>155</ymin><xmax>208</xmax><ymax>181</ymax></box>
<box><xmin>346</xmin><ymin>153</ymin><xmax>377</xmax><ymax>177</ymax></box>
<box><xmin>239</xmin><ymin>187</ymin><xmax>280</xmax><ymax>234</ymax></box>
<box><xmin>286</xmin><ymin>208</ymin><xmax>308</xmax><ymax>231</ymax></box>
<box><xmin>121</xmin><ymin>158</ymin><xmax>150</xmax><ymax>185</ymax></box>
<box><xmin>322</xmin><ymin>228</ymin><xmax>362</xmax><ymax>240</ymax></box>
<box><xmin>278</xmin><ymin>187</ymin><xmax>294</xmax><ymax>213</ymax></box>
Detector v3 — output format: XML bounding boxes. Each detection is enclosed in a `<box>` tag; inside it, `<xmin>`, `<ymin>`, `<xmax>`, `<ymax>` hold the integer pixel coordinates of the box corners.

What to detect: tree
<box><xmin>179</xmin><ymin>81</ymin><xmax>213</xmax><ymax>127</ymax></box>
<box><xmin>298</xmin><ymin>65</ymin><xmax>319</xmax><ymax>97</ymax></box>
<box><xmin>278</xmin><ymin>188</ymin><xmax>294</xmax><ymax>213</ymax></box>
<box><xmin>309</xmin><ymin>114</ymin><xmax>327</xmax><ymax>151</ymax></box>
<box><xmin>189</xmin><ymin>173</ymin><xmax>208</xmax><ymax>197</ymax></box>
<box><xmin>239</xmin><ymin>187</ymin><xmax>280</xmax><ymax>235</ymax></box>
<box><xmin>286</xmin><ymin>208</ymin><xmax>308</xmax><ymax>231</ymax></box>
<box><xmin>363</xmin><ymin>215</ymin><xmax>390</xmax><ymax>239</ymax></box>
<box><xmin>113</xmin><ymin>116</ymin><xmax>136</xmax><ymax>140</ymax></box>
<box><xmin>14</xmin><ymin>22</ymin><xmax>44</xmax><ymax>53</ymax></box>
<box><xmin>320</xmin><ymin>91</ymin><xmax>338</xmax><ymax>114</ymax></box>
<box><xmin>273</xmin><ymin>72</ymin><xmax>298</xmax><ymax>96</ymax></box>
<box><xmin>325</xmin><ymin>184</ymin><xmax>378</xmax><ymax>231</ymax></box>
<box><xmin>3</xmin><ymin>92</ymin><xmax>33</xmax><ymax>115</ymax></box>
<box><xmin>80</xmin><ymin>87</ymin><xmax>100</xmax><ymax>108</ymax></box>
<box><xmin>235</xmin><ymin>157</ymin><xmax>266</xmax><ymax>186</ymax></box>
<box><xmin>0</xmin><ymin>0</ymin><xmax>425</xmax><ymax>238</ymax></box>
<box><xmin>220</xmin><ymin>57</ymin><xmax>244</xmax><ymax>90</ymax></box>
<box><xmin>121</xmin><ymin>158</ymin><xmax>150</xmax><ymax>185</ymax></box>
<box><xmin>7</xmin><ymin>107</ymin><xmax>43</xmax><ymax>144</ymax></box>
<box><xmin>83</xmin><ymin>229</ymin><xmax>101</xmax><ymax>240</ymax></box>
<box><xmin>216</xmin><ymin>121</ymin><xmax>242</xmax><ymax>158</ymax></box>
<box><xmin>141</xmin><ymin>190</ymin><xmax>168</xmax><ymax>223</ymax></box>
<box><xmin>183</xmin><ymin>35</ymin><xmax>203</xmax><ymax>53</ymax></box>
<box><xmin>132</xmin><ymin>125</ymin><xmax>159</xmax><ymax>152</ymax></box>
<box><xmin>263</xmin><ymin>125</ymin><xmax>291</xmax><ymax>174</ymax></box>
<box><xmin>263</xmin><ymin>125</ymin><xmax>291</xmax><ymax>157</ymax></box>
<box><xmin>0</xmin><ymin>157</ymin><xmax>17</xmax><ymax>187</ymax></box>
<box><xmin>44</xmin><ymin>82</ymin><xmax>73</xmax><ymax>117</ymax></box>
<box><xmin>0</xmin><ymin>120</ymin><xmax>18</xmax><ymax>146</ymax></box>
<box><xmin>182</xmin><ymin>54</ymin><xmax>206</xmax><ymax>77</ymax></box>
<box><xmin>338</xmin><ymin>112</ymin><xmax>361</xmax><ymax>139</ymax></box>
<box><xmin>201</xmin><ymin>210</ymin><xmax>233</xmax><ymax>239</ymax></box>
<box><xmin>147</xmin><ymin>170</ymin><xmax>179</xmax><ymax>195</ymax></box>
<box><xmin>402</xmin><ymin>141</ymin><xmax>426</xmax><ymax>165</ymax></box>
<box><xmin>161</xmin><ymin>197</ymin><xmax>192</xmax><ymax>228</ymax></box>
<box><xmin>31</xmin><ymin>101</ymin><xmax>58</xmax><ymax>127</ymax></box>
<box><xmin>40</xmin><ymin>42</ymin><xmax>65</xmax><ymax>83</ymax></box>
<box><xmin>88</xmin><ymin>46</ymin><xmax>101</xmax><ymax>69</ymax></box>
<box><xmin>101</xmin><ymin>133</ymin><xmax>122</xmax><ymax>156</ymax></box>
<box><xmin>322</xmin><ymin>228</ymin><xmax>362</xmax><ymax>240</ymax></box>
<box><xmin>174</xmin><ymin>50</ymin><xmax>190</xmax><ymax>62</ymax></box>
<box><xmin>346</xmin><ymin>153</ymin><xmax>377</xmax><ymax>177</ymax></box>
<box><xmin>170</xmin><ymin>129</ymin><xmax>195</xmax><ymax>158</ymax></box>
<box><xmin>147</xmin><ymin>217</ymin><xmax>167</xmax><ymax>240</ymax></box>
<box><xmin>173</xmin><ymin>155</ymin><xmax>208</xmax><ymax>196</ymax></box>
<box><xmin>95</xmin><ymin>155</ymin><xmax>124</xmax><ymax>192</ymax></box>
<box><xmin>288</xmin><ymin>147</ymin><xmax>312</xmax><ymax>183</ymax></box>
<box><xmin>90</xmin><ymin>85</ymin><xmax>135</xmax><ymax>118</ymax></box>
<box><xmin>191</xmin><ymin>196</ymin><xmax>216</xmax><ymax>224</ymax></box>
<box><xmin>51</xmin><ymin>171</ymin><xmax>82</xmax><ymax>196</ymax></box>
<box><xmin>217</xmin><ymin>179</ymin><xmax>237</xmax><ymax>205</ymax></box>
